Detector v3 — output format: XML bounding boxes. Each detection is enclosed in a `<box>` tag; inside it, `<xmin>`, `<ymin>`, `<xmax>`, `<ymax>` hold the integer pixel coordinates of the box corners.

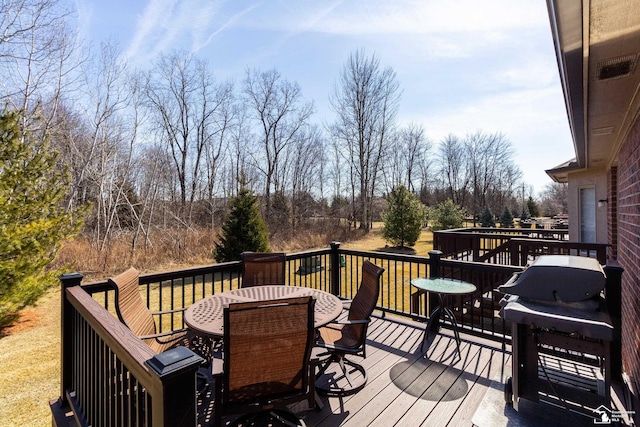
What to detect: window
<box><xmin>580</xmin><ymin>187</ymin><xmax>596</xmax><ymax>243</ymax></box>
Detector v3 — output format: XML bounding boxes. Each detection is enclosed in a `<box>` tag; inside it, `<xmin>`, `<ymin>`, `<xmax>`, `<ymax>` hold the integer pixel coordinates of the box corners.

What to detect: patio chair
<box><xmin>314</xmin><ymin>260</ymin><xmax>384</xmax><ymax>396</ymax></box>
<box><xmin>109</xmin><ymin>267</ymin><xmax>213</xmax><ymax>362</ymax></box>
<box><xmin>212</xmin><ymin>296</ymin><xmax>317</xmax><ymax>427</ymax></box>
<box><xmin>241</xmin><ymin>251</ymin><xmax>286</xmax><ymax>287</ymax></box>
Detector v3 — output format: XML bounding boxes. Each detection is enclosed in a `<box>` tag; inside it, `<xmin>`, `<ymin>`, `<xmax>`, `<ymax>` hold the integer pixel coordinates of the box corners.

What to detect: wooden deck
<box><xmin>304</xmin><ymin>314</ymin><xmax>509</xmax><ymax>427</ymax></box>
<box><xmin>199</xmin><ymin>313</ymin><xmax>633</xmax><ymax>427</ymax></box>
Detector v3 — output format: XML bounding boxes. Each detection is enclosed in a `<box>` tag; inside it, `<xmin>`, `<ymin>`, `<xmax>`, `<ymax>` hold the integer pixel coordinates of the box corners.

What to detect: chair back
<box><xmin>222</xmin><ymin>296</ymin><xmax>315</xmax><ymax>409</ymax></box>
<box><xmin>347</xmin><ymin>260</ymin><xmax>384</xmax><ymax>342</ymax></box>
<box><xmin>241</xmin><ymin>252</ymin><xmax>286</xmax><ymax>287</ymax></box>
<box><xmin>109</xmin><ymin>267</ymin><xmax>157</xmax><ymax>338</ymax></box>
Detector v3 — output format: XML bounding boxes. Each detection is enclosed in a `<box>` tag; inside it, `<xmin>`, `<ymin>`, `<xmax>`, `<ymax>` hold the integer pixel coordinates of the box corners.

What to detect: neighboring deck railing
<box><xmin>433</xmin><ymin>227</ymin><xmax>608</xmax><ymax>265</ymax></box>
<box><xmin>50</xmin><ymin>231</ymin><xmax>623</xmax><ymax>426</ymax></box>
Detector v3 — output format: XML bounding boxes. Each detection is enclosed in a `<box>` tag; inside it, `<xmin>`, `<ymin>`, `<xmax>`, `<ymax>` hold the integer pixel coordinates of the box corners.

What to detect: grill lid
<box><xmin>497</xmin><ymin>255</ymin><xmax>606</xmax><ymax>303</ymax></box>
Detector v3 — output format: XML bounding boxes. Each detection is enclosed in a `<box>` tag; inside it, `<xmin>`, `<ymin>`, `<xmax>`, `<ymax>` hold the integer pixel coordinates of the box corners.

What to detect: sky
<box><xmin>75</xmin><ymin>0</ymin><xmax>576</xmax><ymax>195</ymax></box>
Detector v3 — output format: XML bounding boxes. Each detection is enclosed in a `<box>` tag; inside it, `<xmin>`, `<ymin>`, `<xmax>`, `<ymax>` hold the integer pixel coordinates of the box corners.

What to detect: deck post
<box><xmin>427</xmin><ymin>250</ymin><xmax>443</xmax><ymax>324</ymax></box>
<box><xmin>472</xmin><ymin>236</ymin><xmax>481</xmax><ymax>261</ymax></box>
<box><xmin>330</xmin><ymin>242</ymin><xmax>341</xmax><ymax>297</ymax></box>
<box><xmin>58</xmin><ymin>272</ymin><xmax>84</xmax><ymax>406</ymax></box>
<box><xmin>432</xmin><ymin>231</ymin><xmax>441</xmax><ymax>253</ymax></box>
<box><xmin>428</xmin><ymin>250</ymin><xmax>442</xmax><ymax>278</ymax></box>
<box><xmin>145</xmin><ymin>346</ymin><xmax>203</xmax><ymax>426</ymax></box>
<box><xmin>604</xmin><ymin>262</ymin><xmax>623</xmax><ymax>381</ymax></box>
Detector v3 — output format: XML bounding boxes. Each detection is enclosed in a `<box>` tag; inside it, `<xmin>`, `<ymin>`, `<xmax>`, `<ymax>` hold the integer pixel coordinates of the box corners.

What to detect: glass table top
<box><xmin>410</xmin><ymin>277</ymin><xmax>476</xmax><ymax>295</ymax></box>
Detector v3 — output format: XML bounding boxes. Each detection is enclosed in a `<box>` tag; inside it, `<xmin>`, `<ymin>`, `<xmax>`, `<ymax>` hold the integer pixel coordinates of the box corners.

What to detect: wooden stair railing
<box><xmin>50</xmin><ymin>274</ymin><xmax>202</xmax><ymax>427</ymax></box>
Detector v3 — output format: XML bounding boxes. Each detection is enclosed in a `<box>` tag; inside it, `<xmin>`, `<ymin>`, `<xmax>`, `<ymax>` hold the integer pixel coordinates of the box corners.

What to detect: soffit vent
<box><xmin>592</xmin><ymin>126</ymin><xmax>614</xmax><ymax>136</ymax></box>
<box><xmin>596</xmin><ymin>53</ymin><xmax>637</xmax><ymax>80</ymax></box>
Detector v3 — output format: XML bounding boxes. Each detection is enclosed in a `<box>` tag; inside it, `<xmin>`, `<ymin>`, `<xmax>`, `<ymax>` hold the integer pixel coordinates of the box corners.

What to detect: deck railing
<box><xmin>51</xmin><ymin>233</ymin><xmax>623</xmax><ymax>426</ymax></box>
<box><xmin>51</xmin><ymin>274</ymin><xmax>203</xmax><ymax>427</ymax></box>
<box><xmin>433</xmin><ymin>227</ymin><xmax>608</xmax><ymax>265</ymax></box>
<box><xmin>77</xmin><ymin>244</ymin><xmax>521</xmax><ymax>342</ymax></box>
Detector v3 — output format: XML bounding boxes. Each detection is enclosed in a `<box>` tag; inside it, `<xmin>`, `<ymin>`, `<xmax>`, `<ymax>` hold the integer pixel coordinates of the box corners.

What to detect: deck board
<box><xmin>253</xmin><ymin>313</ymin><xmax>636</xmax><ymax>427</ymax></box>
<box><xmin>338</xmin><ymin>338</ymin><xmax>465</xmax><ymax>426</ymax></box>
<box><xmin>298</xmin><ymin>313</ymin><xmax>633</xmax><ymax>427</ymax></box>
<box><xmin>304</xmin><ymin>314</ymin><xmax>506</xmax><ymax>427</ymax></box>
<box><xmin>307</xmin><ymin>318</ymin><xmax>424</xmax><ymax>426</ymax></box>
<box><xmin>420</xmin><ymin>345</ymin><xmax>505</xmax><ymax>426</ymax></box>
<box><xmin>396</xmin><ymin>342</ymin><xmax>485</xmax><ymax>426</ymax></box>
<box><xmin>447</xmin><ymin>352</ymin><xmax>511</xmax><ymax>427</ymax></box>
<box><xmin>373</xmin><ymin>341</ymin><xmax>476</xmax><ymax>426</ymax></box>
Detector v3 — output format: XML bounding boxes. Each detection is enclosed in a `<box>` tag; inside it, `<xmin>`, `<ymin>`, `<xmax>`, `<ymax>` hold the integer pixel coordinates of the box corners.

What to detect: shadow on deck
<box><xmin>278</xmin><ymin>314</ymin><xmax>631</xmax><ymax>427</ymax></box>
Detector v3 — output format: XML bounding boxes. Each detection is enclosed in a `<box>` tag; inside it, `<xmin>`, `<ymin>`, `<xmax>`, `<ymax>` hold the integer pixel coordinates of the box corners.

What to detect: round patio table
<box><xmin>410</xmin><ymin>277</ymin><xmax>476</xmax><ymax>356</ymax></box>
<box><xmin>184</xmin><ymin>285</ymin><xmax>343</xmax><ymax>337</ymax></box>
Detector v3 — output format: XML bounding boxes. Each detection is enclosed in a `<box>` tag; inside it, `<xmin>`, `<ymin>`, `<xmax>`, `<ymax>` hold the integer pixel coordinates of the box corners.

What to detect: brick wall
<box><xmin>607</xmin><ymin>166</ymin><xmax>618</xmax><ymax>260</ymax></box>
<box><xmin>617</xmin><ymin>116</ymin><xmax>640</xmax><ymax>396</ymax></box>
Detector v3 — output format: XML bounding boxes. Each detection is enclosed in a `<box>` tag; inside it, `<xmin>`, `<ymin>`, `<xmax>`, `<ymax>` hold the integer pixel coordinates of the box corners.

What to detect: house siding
<box><xmin>566</xmin><ymin>172</ymin><xmax>608</xmax><ymax>243</ymax></box>
<box><xmin>617</xmin><ymin>116</ymin><xmax>640</xmax><ymax>396</ymax></box>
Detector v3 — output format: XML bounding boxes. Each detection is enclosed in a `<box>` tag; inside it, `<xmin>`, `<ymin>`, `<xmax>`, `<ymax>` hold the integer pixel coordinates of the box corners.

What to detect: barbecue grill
<box><xmin>498</xmin><ymin>255</ymin><xmax>613</xmax><ymax>413</ymax></box>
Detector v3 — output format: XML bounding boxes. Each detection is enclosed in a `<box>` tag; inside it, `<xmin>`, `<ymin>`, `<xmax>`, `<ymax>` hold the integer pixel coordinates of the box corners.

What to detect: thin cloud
<box><xmin>413</xmin><ymin>87</ymin><xmax>568</xmax><ymax>141</ymax></box>
<box><xmin>224</xmin><ymin>0</ymin><xmax>547</xmax><ymax>62</ymax></box>
<box><xmin>196</xmin><ymin>3</ymin><xmax>263</xmax><ymax>53</ymax></box>
<box><xmin>74</xmin><ymin>0</ymin><xmax>93</xmax><ymax>43</ymax></box>
<box><xmin>124</xmin><ymin>0</ymin><xmax>229</xmax><ymax>63</ymax></box>
<box><xmin>235</xmin><ymin>0</ymin><xmax>546</xmax><ymax>36</ymax></box>
<box><xmin>124</xmin><ymin>0</ymin><xmax>175</xmax><ymax>61</ymax></box>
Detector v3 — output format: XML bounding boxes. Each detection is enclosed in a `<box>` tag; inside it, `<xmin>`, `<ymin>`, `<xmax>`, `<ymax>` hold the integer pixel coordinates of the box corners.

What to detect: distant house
<box><xmin>545</xmin><ymin>0</ymin><xmax>640</xmax><ymax>402</ymax></box>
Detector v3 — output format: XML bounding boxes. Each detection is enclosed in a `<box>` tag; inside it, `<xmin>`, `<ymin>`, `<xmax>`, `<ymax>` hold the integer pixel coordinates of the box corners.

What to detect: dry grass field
<box><xmin>0</xmin><ymin>225</ymin><xmax>433</xmax><ymax>427</ymax></box>
<box><xmin>0</xmin><ymin>289</ymin><xmax>60</xmax><ymax>427</ymax></box>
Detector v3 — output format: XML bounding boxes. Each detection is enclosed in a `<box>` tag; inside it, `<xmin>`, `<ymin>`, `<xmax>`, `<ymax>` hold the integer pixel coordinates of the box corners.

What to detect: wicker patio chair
<box><xmin>241</xmin><ymin>252</ymin><xmax>286</xmax><ymax>288</ymax></box>
<box><xmin>109</xmin><ymin>267</ymin><xmax>213</xmax><ymax>363</ymax></box>
<box><xmin>212</xmin><ymin>296</ymin><xmax>317</xmax><ymax>427</ymax></box>
<box><xmin>314</xmin><ymin>260</ymin><xmax>384</xmax><ymax>396</ymax></box>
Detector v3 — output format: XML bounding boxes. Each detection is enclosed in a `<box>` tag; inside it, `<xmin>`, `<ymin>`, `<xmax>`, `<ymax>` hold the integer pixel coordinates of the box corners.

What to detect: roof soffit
<box><xmin>547</xmin><ymin>0</ymin><xmax>640</xmax><ymax>176</ymax></box>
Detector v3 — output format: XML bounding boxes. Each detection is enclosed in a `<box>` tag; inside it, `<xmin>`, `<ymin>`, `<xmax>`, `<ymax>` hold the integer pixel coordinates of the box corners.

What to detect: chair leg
<box><xmin>315</xmin><ymin>353</ymin><xmax>339</xmax><ymax>379</ymax></box>
<box><xmin>315</xmin><ymin>353</ymin><xmax>367</xmax><ymax>396</ymax></box>
<box><xmin>230</xmin><ymin>410</ymin><xmax>306</xmax><ymax>427</ymax></box>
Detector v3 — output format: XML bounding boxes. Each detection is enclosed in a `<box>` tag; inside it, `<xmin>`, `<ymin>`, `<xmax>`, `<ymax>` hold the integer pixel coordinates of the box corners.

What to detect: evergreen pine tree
<box><xmin>381</xmin><ymin>185</ymin><xmax>424</xmax><ymax>247</ymax></box>
<box><xmin>480</xmin><ymin>206</ymin><xmax>495</xmax><ymax>227</ymax></box>
<box><xmin>526</xmin><ymin>196</ymin><xmax>540</xmax><ymax>217</ymax></box>
<box><xmin>430</xmin><ymin>199</ymin><xmax>466</xmax><ymax>231</ymax></box>
<box><xmin>0</xmin><ymin>110</ymin><xmax>84</xmax><ymax>327</ymax></box>
<box><xmin>213</xmin><ymin>187</ymin><xmax>270</xmax><ymax>262</ymax></box>
<box><xmin>500</xmin><ymin>207</ymin><xmax>514</xmax><ymax>228</ymax></box>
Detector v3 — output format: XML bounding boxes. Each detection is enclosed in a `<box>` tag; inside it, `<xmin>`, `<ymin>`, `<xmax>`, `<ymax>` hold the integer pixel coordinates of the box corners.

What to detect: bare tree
<box><xmin>539</xmin><ymin>182</ymin><xmax>568</xmax><ymax>216</ymax></box>
<box><xmin>61</xmin><ymin>42</ymin><xmax>126</xmax><ymax>209</ymax></box>
<box><xmin>243</xmin><ymin>68</ymin><xmax>314</xmax><ymax>224</ymax></box>
<box><xmin>403</xmin><ymin>124</ymin><xmax>432</xmax><ymax>194</ymax></box>
<box><xmin>78</xmin><ymin>42</ymin><xmax>139</xmax><ymax>257</ymax></box>
<box><xmin>0</xmin><ymin>0</ymin><xmax>82</xmax><ymax>136</ymax></box>
<box><xmin>436</xmin><ymin>131</ymin><xmax>523</xmax><ymax>218</ymax></box>
<box><xmin>329</xmin><ymin>49</ymin><xmax>400</xmax><ymax>230</ymax></box>
<box><xmin>201</xmin><ymin>80</ymin><xmax>238</xmax><ymax>229</ymax></box>
<box><xmin>465</xmin><ymin>131</ymin><xmax>520</xmax><ymax>221</ymax></box>
<box><xmin>438</xmin><ymin>134</ymin><xmax>469</xmax><ymax>206</ymax></box>
<box><xmin>288</xmin><ymin>124</ymin><xmax>324</xmax><ymax>232</ymax></box>
<box><xmin>145</xmin><ymin>51</ymin><xmax>223</xmax><ymax>223</ymax></box>
<box><xmin>47</xmin><ymin>102</ymin><xmax>91</xmax><ymax>203</ymax></box>
<box><xmin>492</xmin><ymin>162</ymin><xmax>522</xmax><ymax>216</ymax></box>
<box><xmin>131</xmin><ymin>144</ymin><xmax>167</xmax><ymax>251</ymax></box>
<box><xmin>382</xmin><ymin>122</ymin><xmax>431</xmax><ymax>194</ymax></box>
<box><xmin>225</xmin><ymin>104</ymin><xmax>258</xmax><ymax>198</ymax></box>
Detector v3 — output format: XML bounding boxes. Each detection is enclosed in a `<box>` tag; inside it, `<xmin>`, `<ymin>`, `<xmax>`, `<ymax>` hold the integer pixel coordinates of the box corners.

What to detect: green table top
<box><xmin>410</xmin><ymin>277</ymin><xmax>476</xmax><ymax>295</ymax></box>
